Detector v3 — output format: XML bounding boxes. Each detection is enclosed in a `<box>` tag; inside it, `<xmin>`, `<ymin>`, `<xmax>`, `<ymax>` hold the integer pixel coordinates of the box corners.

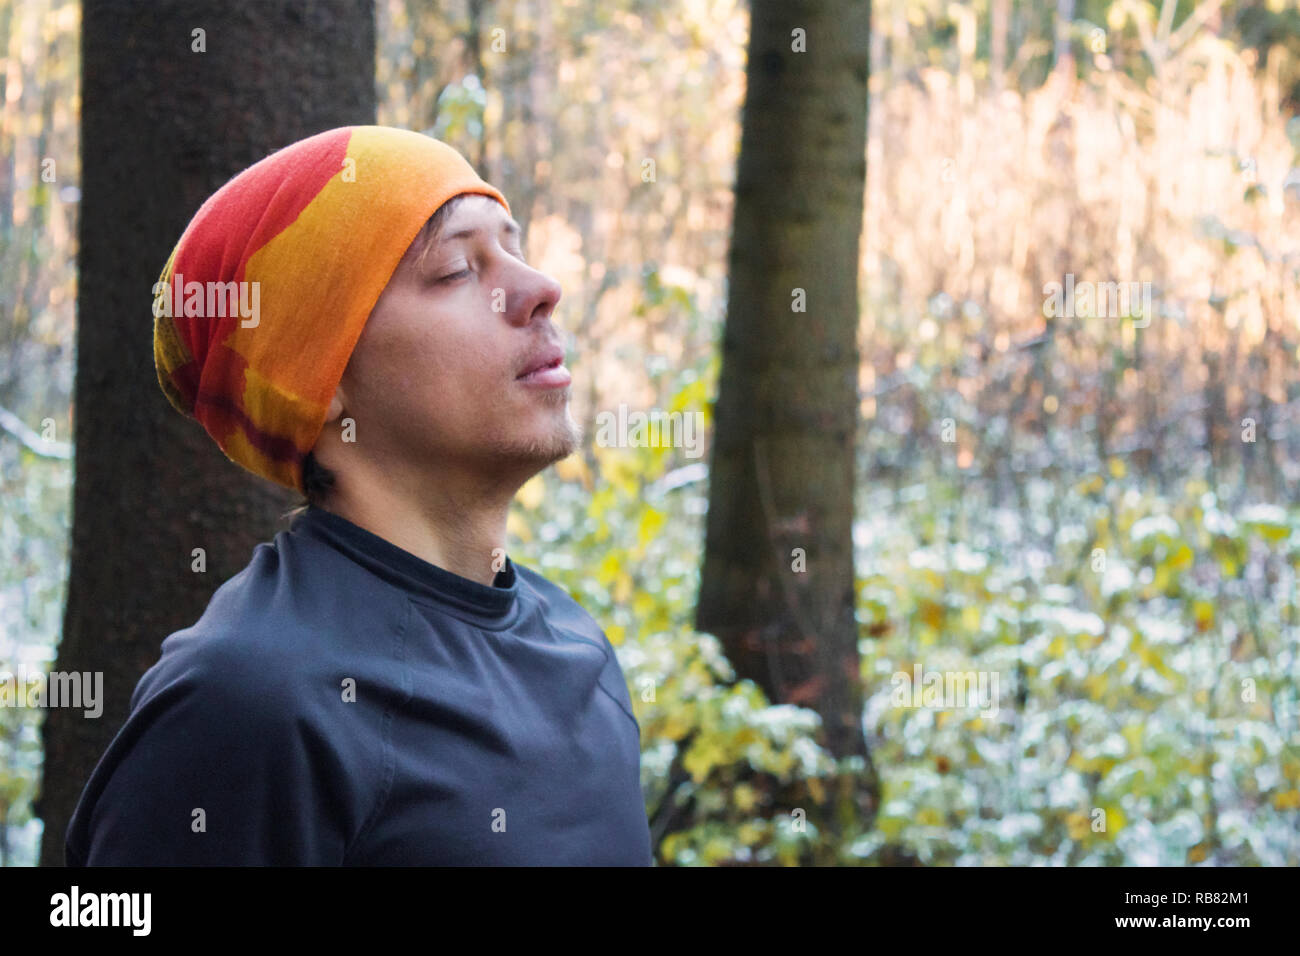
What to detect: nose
<box><xmin>504</xmin><ymin>259</ymin><xmax>562</xmax><ymax>329</ymax></box>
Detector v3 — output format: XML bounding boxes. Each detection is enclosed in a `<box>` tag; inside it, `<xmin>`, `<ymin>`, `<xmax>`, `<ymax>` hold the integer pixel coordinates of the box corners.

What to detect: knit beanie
<box><xmin>152</xmin><ymin>125</ymin><xmax>510</xmax><ymax>494</ymax></box>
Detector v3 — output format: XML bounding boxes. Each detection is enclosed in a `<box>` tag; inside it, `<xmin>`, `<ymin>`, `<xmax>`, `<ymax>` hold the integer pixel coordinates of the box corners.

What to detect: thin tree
<box><xmin>37</xmin><ymin>0</ymin><xmax>376</xmax><ymax>867</ymax></box>
<box><xmin>696</xmin><ymin>0</ymin><xmax>877</xmax><ymax>837</ymax></box>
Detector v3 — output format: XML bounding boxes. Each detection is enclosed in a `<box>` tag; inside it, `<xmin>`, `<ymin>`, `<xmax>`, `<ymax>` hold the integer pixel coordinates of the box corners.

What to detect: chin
<box><xmin>509</xmin><ymin>409</ymin><xmax>582</xmax><ymax>467</ymax></box>
<box><xmin>541</xmin><ymin>414</ymin><xmax>583</xmax><ymax>463</ymax></box>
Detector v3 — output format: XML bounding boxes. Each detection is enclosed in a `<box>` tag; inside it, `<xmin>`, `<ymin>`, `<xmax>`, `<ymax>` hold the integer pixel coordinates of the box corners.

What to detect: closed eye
<box><xmin>439</xmin><ymin>245</ymin><xmax>526</xmax><ymax>282</ymax></box>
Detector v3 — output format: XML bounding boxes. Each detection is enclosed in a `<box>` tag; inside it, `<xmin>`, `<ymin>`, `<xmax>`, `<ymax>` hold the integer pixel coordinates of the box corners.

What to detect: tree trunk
<box><xmin>37</xmin><ymin>0</ymin><xmax>376</xmax><ymax>867</ymax></box>
<box><xmin>695</xmin><ymin>0</ymin><xmax>876</xmax><ymax>829</ymax></box>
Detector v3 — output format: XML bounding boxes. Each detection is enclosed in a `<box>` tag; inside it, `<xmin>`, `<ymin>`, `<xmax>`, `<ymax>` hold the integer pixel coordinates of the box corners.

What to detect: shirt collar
<box><xmin>289</xmin><ymin>504</ymin><xmax>518</xmax><ymax>623</ymax></box>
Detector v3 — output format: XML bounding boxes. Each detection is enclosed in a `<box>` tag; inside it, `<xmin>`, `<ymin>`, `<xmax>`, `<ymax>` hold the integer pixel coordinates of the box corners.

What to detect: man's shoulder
<box><xmin>137</xmin><ymin>620</ymin><xmax>314</xmax><ymax>720</ymax></box>
<box><xmin>510</xmin><ymin>561</ymin><xmax>640</xmax><ymax>728</ymax></box>
<box><xmin>185</xmin><ymin>526</ymin><xmax>403</xmax><ymax>644</ymax></box>
<box><xmin>512</xmin><ymin>561</ymin><xmax>591</xmax><ymax>619</ymax></box>
<box><xmin>511</xmin><ymin>562</ymin><xmax>617</xmax><ymax>650</ymax></box>
<box><xmin>511</xmin><ymin>559</ymin><xmax>564</xmax><ymax>598</ymax></box>
<box><xmin>137</xmin><ymin>529</ymin><xmax>395</xmax><ymax>710</ymax></box>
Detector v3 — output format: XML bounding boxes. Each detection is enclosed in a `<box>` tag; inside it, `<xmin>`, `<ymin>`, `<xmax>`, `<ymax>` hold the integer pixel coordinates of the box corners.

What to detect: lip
<box><xmin>516</xmin><ymin>344</ymin><xmax>566</xmax><ymax>380</ymax></box>
<box><xmin>516</xmin><ymin>363</ymin><xmax>571</xmax><ymax>388</ymax></box>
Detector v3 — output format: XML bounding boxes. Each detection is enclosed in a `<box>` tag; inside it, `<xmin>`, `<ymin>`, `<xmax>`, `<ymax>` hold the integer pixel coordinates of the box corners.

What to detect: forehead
<box><xmin>403</xmin><ymin>194</ymin><xmax>516</xmax><ymax>267</ymax></box>
<box><xmin>442</xmin><ymin>193</ymin><xmax>513</xmax><ymax>231</ymax></box>
<box><xmin>439</xmin><ymin>191</ymin><xmax>514</xmax><ymax>235</ymax></box>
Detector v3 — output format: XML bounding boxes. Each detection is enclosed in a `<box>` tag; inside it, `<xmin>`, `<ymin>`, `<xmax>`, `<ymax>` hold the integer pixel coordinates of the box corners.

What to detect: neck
<box><xmin>321</xmin><ymin>461</ymin><xmax>521</xmax><ymax>587</ymax></box>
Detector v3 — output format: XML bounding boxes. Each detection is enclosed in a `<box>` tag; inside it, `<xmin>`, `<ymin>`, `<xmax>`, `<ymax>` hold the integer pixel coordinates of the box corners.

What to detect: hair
<box><xmin>281</xmin><ymin>449</ymin><xmax>336</xmax><ymax>522</ymax></box>
<box><xmin>410</xmin><ymin>191</ymin><xmax>481</xmax><ymax>276</ymax></box>
<box><xmin>281</xmin><ymin>194</ymin><xmax>479</xmax><ymax>524</ymax></box>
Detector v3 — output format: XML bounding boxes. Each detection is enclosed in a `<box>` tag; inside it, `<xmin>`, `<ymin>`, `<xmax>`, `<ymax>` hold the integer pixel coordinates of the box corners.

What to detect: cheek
<box><xmin>390</xmin><ymin>327</ymin><xmax>510</xmax><ymax>420</ymax></box>
<box><xmin>435</xmin><ymin>330</ymin><xmax>506</xmax><ymax>391</ymax></box>
<box><xmin>364</xmin><ymin>333</ymin><xmax>441</xmax><ymax>397</ymax></box>
<box><xmin>352</xmin><ymin>292</ymin><xmax>512</xmax><ymax>414</ymax></box>
<box><xmin>409</xmin><ymin>338</ymin><xmax>513</xmax><ymax>444</ymax></box>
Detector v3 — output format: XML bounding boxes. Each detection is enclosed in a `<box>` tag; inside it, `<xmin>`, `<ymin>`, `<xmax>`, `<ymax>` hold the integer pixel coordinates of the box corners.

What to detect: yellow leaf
<box><xmin>1077</xmin><ymin>474</ymin><xmax>1105</xmax><ymax>495</ymax></box>
<box><xmin>734</xmin><ymin>783</ymin><xmax>758</xmax><ymax>814</ymax></box>
<box><xmin>1192</xmin><ymin>599</ymin><xmax>1214</xmax><ymax>631</ymax></box>
<box><xmin>553</xmin><ymin>454</ymin><xmax>592</xmax><ymax>488</ymax></box>
<box><xmin>1273</xmin><ymin>790</ymin><xmax>1300</xmax><ymax>810</ymax></box>
<box><xmin>1108</xmin><ymin>457</ymin><xmax>1127</xmax><ymax>479</ymax></box>
<box><xmin>596</xmin><ymin>551</ymin><xmax>622</xmax><ymax>586</ymax></box>
<box><xmin>1083</xmin><ymin>674</ymin><xmax>1107</xmax><ymax>700</ymax></box>
<box><xmin>1255</xmin><ymin>523</ymin><xmax>1290</xmax><ymax>543</ymax></box>
<box><xmin>661</xmin><ymin>710</ymin><xmax>692</xmax><ymax>741</ymax></box>
<box><xmin>916</xmin><ymin>806</ymin><xmax>942</xmax><ymax>827</ymax></box>
<box><xmin>605</xmin><ymin>624</ymin><xmax>626</xmax><ymax>646</ymax></box>
<box><xmin>596</xmin><ymin>447</ymin><xmax>639</xmax><ymax>496</ymax></box>
<box><xmin>702</xmin><ymin>836</ymin><xmax>731</xmax><ymax>863</ymax></box>
<box><xmin>1102</xmin><ymin>805</ymin><xmax>1126</xmax><ymax>837</ymax></box>
<box><xmin>669</xmin><ymin>375</ymin><xmax>710</xmax><ymax>415</ymax></box>
<box><xmin>633</xmin><ymin>590</ymin><xmax>657</xmax><ymax>620</ymax></box>
<box><xmin>878</xmin><ymin>816</ymin><xmax>905</xmax><ymax>839</ymax></box>
<box><xmin>683</xmin><ymin>739</ymin><xmax>722</xmax><ymax>784</ymax></box>
<box><xmin>506</xmin><ymin>510</ymin><xmax>532</xmax><ymax>542</ymax></box>
<box><xmin>1153</xmin><ymin>563</ymin><xmax>1172</xmax><ymax>593</ymax></box>
<box><xmin>661</xmin><ymin>832</ymin><xmax>684</xmax><ymax>860</ymax></box>
<box><xmin>1066</xmin><ymin>811</ymin><xmax>1090</xmax><ymax>840</ymax></box>
<box><xmin>919</xmin><ymin>599</ymin><xmax>945</xmax><ymax>630</ymax></box>
<box><xmin>1121</xmin><ymin>723</ymin><xmax>1143</xmax><ymax>751</ymax></box>
<box><xmin>637</xmin><ymin>507</ymin><xmax>666</xmax><ymax>549</ymax></box>
<box><xmin>517</xmin><ymin>474</ymin><xmax>545</xmax><ymax>508</ymax></box>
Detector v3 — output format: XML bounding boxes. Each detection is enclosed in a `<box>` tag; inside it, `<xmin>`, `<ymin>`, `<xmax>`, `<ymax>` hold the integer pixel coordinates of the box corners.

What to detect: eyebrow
<box><xmin>442</xmin><ymin>218</ymin><xmax>522</xmax><ymax>243</ymax></box>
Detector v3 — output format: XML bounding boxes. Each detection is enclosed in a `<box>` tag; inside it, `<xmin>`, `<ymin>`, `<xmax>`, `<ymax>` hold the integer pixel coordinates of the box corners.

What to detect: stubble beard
<box><xmin>529</xmin><ymin>394</ymin><xmax>583</xmax><ymax>465</ymax></box>
<box><xmin>498</xmin><ymin>391</ymin><xmax>583</xmax><ymax>477</ymax></box>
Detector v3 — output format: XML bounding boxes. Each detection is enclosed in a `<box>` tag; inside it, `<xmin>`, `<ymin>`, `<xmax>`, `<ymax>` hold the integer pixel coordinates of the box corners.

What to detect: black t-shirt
<box><xmin>65</xmin><ymin>504</ymin><xmax>653</xmax><ymax>865</ymax></box>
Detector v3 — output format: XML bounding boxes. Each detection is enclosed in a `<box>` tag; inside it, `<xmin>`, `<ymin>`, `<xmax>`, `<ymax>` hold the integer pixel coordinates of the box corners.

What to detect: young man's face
<box><xmin>329</xmin><ymin>193</ymin><xmax>580</xmax><ymax>490</ymax></box>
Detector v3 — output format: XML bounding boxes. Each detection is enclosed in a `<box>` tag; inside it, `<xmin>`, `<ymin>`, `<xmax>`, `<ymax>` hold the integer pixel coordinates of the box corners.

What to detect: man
<box><xmin>64</xmin><ymin>126</ymin><xmax>653</xmax><ymax>865</ymax></box>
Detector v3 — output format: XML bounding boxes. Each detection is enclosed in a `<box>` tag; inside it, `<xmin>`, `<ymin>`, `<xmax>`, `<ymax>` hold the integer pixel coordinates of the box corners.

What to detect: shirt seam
<box><xmin>407</xmin><ymin>594</ymin><xmax>521</xmax><ymax>631</ymax></box>
<box><xmin>296</xmin><ymin>528</ymin><xmax>520</xmax><ymax>631</ymax></box>
<box><xmin>546</xmin><ymin>628</ymin><xmax>642</xmax><ymax>732</ymax></box>
<box><xmin>342</xmin><ymin>599</ymin><xmax>412</xmax><ymax>862</ymax></box>
<box><xmin>597</xmin><ymin>680</ymin><xmax>642</xmax><ymax>733</ymax></box>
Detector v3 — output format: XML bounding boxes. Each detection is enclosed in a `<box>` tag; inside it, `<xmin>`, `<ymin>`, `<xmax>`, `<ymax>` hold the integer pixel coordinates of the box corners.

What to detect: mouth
<box><xmin>516</xmin><ymin>346</ymin><xmax>571</xmax><ymax>388</ymax></box>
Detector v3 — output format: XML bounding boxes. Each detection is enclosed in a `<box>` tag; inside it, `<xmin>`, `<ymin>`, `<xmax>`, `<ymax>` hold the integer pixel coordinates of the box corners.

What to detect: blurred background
<box><xmin>2</xmin><ymin>0</ymin><xmax>1298</xmax><ymax>866</ymax></box>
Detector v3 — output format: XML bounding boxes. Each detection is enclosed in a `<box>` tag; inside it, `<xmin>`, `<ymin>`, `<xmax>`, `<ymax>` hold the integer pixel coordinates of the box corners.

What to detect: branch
<box><xmin>1168</xmin><ymin>0</ymin><xmax>1226</xmax><ymax>55</ymax></box>
<box><xmin>0</xmin><ymin>405</ymin><xmax>71</xmax><ymax>460</ymax></box>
